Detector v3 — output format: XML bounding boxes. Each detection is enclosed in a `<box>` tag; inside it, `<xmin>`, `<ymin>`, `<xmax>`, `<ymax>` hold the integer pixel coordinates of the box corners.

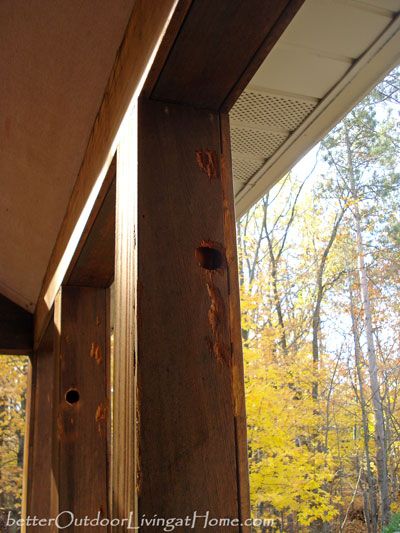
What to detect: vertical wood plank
<box><xmin>112</xmin><ymin>108</ymin><xmax>138</xmax><ymax>531</ymax></box>
<box><xmin>54</xmin><ymin>286</ymin><xmax>109</xmax><ymax>530</ymax></box>
<box><xmin>220</xmin><ymin>113</ymin><xmax>251</xmax><ymax>527</ymax></box>
<box><xmin>22</xmin><ymin>357</ymin><xmax>35</xmax><ymax>533</ymax></box>
<box><xmin>34</xmin><ymin>0</ymin><xmax>184</xmax><ymax>349</ymax></box>
<box><xmin>136</xmin><ymin>98</ymin><xmax>243</xmax><ymax>528</ymax></box>
<box><xmin>25</xmin><ymin>322</ymin><xmax>54</xmax><ymax>530</ymax></box>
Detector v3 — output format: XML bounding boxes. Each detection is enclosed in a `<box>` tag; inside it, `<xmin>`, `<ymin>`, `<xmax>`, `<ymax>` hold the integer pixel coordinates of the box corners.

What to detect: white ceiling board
<box><xmin>233</xmin><ymin>8</ymin><xmax>400</xmax><ymax>216</ymax></box>
<box><xmin>251</xmin><ymin>44</ymin><xmax>351</xmax><ymax>99</ymax></box>
<box><xmin>0</xmin><ymin>0</ymin><xmax>134</xmax><ymax>310</ymax></box>
<box><xmin>281</xmin><ymin>0</ymin><xmax>391</xmax><ymax>59</ymax></box>
<box><xmin>355</xmin><ymin>0</ymin><xmax>400</xmax><ymax>12</ymax></box>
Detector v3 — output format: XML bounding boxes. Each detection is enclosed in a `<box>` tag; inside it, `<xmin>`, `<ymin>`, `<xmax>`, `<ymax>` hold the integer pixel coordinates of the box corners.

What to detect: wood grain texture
<box><xmin>54</xmin><ymin>287</ymin><xmax>109</xmax><ymax>529</ymax></box>
<box><xmin>141</xmin><ymin>0</ymin><xmax>193</xmax><ymax>97</ymax></box>
<box><xmin>152</xmin><ymin>0</ymin><xmax>304</xmax><ymax>111</ymax></box>
<box><xmin>34</xmin><ymin>0</ymin><xmax>181</xmax><ymax>350</ymax></box>
<box><xmin>220</xmin><ymin>113</ymin><xmax>251</xmax><ymax>528</ymax></box>
<box><xmin>222</xmin><ymin>0</ymin><xmax>305</xmax><ymax>111</ymax></box>
<box><xmin>0</xmin><ymin>292</ymin><xmax>33</xmax><ymax>354</ymax></box>
<box><xmin>22</xmin><ymin>356</ymin><xmax>34</xmax><ymax>533</ymax></box>
<box><xmin>112</xmin><ymin>110</ymin><xmax>138</xmax><ymax>531</ymax></box>
<box><xmin>25</xmin><ymin>323</ymin><xmax>54</xmax><ymax>529</ymax></box>
<box><xmin>137</xmin><ymin>98</ymin><xmax>240</xmax><ymax>528</ymax></box>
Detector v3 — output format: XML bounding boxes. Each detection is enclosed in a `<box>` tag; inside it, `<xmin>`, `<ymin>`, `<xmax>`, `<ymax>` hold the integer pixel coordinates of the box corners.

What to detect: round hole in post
<box><xmin>195</xmin><ymin>246</ymin><xmax>223</xmax><ymax>271</ymax></box>
<box><xmin>65</xmin><ymin>388</ymin><xmax>80</xmax><ymax>405</ymax></box>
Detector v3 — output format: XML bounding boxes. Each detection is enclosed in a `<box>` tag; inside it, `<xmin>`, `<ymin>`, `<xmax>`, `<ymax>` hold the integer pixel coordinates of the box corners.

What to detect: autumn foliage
<box><xmin>240</xmin><ymin>68</ymin><xmax>400</xmax><ymax>532</ymax></box>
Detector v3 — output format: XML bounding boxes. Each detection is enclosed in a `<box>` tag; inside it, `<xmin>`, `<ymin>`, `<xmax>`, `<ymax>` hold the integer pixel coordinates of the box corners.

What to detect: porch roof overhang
<box><xmin>0</xmin><ymin>0</ymin><xmax>399</xmax><ymax>319</ymax></box>
<box><xmin>0</xmin><ymin>0</ymin><xmax>135</xmax><ymax>312</ymax></box>
<box><xmin>232</xmin><ymin>0</ymin><xmax>400</xmax><ymax>217</ymax></box>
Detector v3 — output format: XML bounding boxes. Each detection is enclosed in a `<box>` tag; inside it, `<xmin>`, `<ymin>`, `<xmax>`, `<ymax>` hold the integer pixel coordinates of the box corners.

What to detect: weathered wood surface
<box><xmin>53</xmin><ymin>286</ymin><xmax>109</xmax><ymax>530</ymax></box>
<box><xmin>136</xmin><ymin>98</ymin><xmax>242</xmax><ymax>529</ymax></box>
<box><xmin>152</xmin><ymin>0</ymin><xmax>305</xmax><ymax>111</ymax></box>
<box><xmin>112</xmin><ymin>110</ymin><xmax>138</xmax><ymax>531</ymax></box>
<box><xmin>0</xmin><ymin>292</ymin><xmax>33</xmax><ymax>354</ymax></box>
<box><xmin>25</xmin><ymin>323</ymin><xmax>54</xmax><ymax>528</ymax></box>
<box><xmin>34</xmin><ymin>0</ymin><xmax>184</xmax><ymax>349</ymax></box>
<box><xmin>220</xmin><ymin>112</ymin><xmax>251</xmax><ymax>523</ymax></box>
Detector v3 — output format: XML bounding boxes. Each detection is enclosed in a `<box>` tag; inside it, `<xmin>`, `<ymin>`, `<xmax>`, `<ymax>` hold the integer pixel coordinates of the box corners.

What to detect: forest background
<box><xmin>240</xmin><ymin>67</ymin><xmax>400</xmax><ymax>532</ymax></box>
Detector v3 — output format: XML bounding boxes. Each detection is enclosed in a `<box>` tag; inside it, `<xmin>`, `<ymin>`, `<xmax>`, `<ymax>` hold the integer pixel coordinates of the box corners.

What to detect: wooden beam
<box><xmin>34</xmin><ymin>0</ymin><xmax>190</xmax><ymax>350</ymax></box>
<box><xmin>0</xmin><ymin>292</ymin><xmax>33</xmax><ymax>354</ymax></box>
<box><xmin>151</xmin><ymin>0</ymin><xmax>305</xmax><ymax>111</ymax></box>
<box><xmin>52</xmin><ymin>286</ymin><xmax>109</xmax><ymax>526</ymax></box>
<box><xmin>220</xmin><ymin>112</ymin><xmax>251</xmax><ymax>522</ymax></box>
<box><xmin>111</xmin><ymin>1</ymin><xmax>305</xmax><ymax>526</ymax></box>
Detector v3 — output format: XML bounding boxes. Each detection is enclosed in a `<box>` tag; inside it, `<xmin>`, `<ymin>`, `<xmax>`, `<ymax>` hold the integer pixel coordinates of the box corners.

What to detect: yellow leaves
<box><xmin>390</xmin><ymin>500</ymin><xmax>400</xmax><ymax>513</ymax></box>
<box><xmin>244</xmin><ymin>340</ymin><xmax>362</xmax><ymax>526</ymax></box>
<box><xmin>0</xmin><ymin>355</ymin><xmax>28</xmax><ymax>511</ymax></box>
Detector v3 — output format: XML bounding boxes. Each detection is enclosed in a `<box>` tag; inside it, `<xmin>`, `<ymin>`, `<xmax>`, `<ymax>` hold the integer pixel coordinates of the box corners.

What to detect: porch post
<box><xmin>51</xmin><ymin>286</ymin><xmax>109</xmax><ymax>530</ymax></box>
<box><xmin>114</xmin><ymin>97</ymin><xmax>249</xmax><ymax>531</ymax></box>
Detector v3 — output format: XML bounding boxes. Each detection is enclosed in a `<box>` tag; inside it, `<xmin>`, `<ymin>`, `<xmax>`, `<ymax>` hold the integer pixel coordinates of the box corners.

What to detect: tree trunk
<box><xmin>311</xmin><ymin>208</ymin><xmax>344</xmax><ymax>399</ymax></box>
<box><xmin>349</xmin><ymin>271</ymin><xmax>378</xmax><ymax>532</ymax></box>
<box><xmin>345</xmin><ymin>122</ymin><xmax>391</xmax><ymax>526</ymax></box>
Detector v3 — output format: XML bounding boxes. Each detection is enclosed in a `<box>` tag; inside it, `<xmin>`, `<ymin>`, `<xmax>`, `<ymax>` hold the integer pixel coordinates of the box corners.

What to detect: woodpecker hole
<box><xmin>65</xmin><ymin>389</ymin><xmax>80</xmax><ymax>405</ymax></box>
<box><xmin>195</xmin><ymin>246</ymin><xmax>223</xmax><ymax>271</ymax></box>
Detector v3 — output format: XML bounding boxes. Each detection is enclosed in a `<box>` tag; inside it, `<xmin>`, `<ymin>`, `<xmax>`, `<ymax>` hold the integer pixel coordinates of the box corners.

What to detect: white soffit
<box><xmin>232</xmin><ymin>0</ymin><xmax>400</xmax><ymax>218</ymax></box>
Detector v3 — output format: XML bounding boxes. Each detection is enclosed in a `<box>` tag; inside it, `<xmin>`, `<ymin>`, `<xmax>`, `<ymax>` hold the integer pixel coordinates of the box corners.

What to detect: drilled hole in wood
<box><xmin>195</xmin><ymin>246</ymin><xmax>223</xmax><ymax>270</ymax></box>
<box><xmin>65</xmin><ymin>388</ymin><xmax>80</xmax><ymax>405</ymax></box>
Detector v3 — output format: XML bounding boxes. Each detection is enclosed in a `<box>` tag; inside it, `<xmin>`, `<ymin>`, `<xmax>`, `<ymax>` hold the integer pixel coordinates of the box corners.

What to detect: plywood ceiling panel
<box><xmin>0</xmin><ymin>0</ymin><xmax>134</xmax><ymax>310</ymax></box>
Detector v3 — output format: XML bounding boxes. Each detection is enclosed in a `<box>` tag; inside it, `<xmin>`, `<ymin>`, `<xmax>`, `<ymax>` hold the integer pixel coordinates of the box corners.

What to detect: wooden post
<box><xmin>24</xmin><ymin>323</ymin><xmax>54</xmax><ymax>525</ymax></box>
<box><xmin>113</xmin><ymin>98</ymin><xmax>249</xmax><ymax>530</ymax></box>
<box><xmin>50</xmin><ymin>286</ymin><xmax>109</xmax><ymax>530</ymax></box>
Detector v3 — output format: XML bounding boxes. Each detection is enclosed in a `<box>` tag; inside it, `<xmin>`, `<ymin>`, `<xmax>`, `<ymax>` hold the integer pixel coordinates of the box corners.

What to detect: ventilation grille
<box><xmin>231</xmin><ymin>127</ymin><xmax>289</xmax><ymax>158</ymax></box>
<box><xmin>229</xmin><ymin>89</ymin><xmax>319</xmax><ymax>188</ymax></box>
<box><xmin>232</xmin><ymin>157</ymin><xmax>263</xmax><ymax>184</ymax></box>
<box><xmin>230</xmin><ymin>89</ymin><xmax>317</xmax><ymax>131</ymax></box>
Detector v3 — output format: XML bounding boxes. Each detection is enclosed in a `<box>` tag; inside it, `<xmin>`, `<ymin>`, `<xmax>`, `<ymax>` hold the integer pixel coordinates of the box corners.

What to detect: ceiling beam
<box><xmin>151</xmin><ymin>0</ymin><xmax>305</xmax><ymax>111</ymax></box>
<box><xmin>34</xmin><ymin>0</ymin><xmax>191</xmax><ymax>349</ymax></box>
<box><xmin>34</xmin><ymin>0</ymin><xmax>304</xmax><ymax>349</ymax></box>
<box><xmin>0</xmin><ymin>293</ymin><xmax>33</xmax><ymax>355</ymax></box>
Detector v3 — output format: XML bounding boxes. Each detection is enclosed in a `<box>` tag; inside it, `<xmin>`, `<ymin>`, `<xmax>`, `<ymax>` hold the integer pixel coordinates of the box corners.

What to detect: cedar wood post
<box><xmin>115</xmin><ymin>1</ymin><xmax>304</xmax><ymax>530</ymax></box>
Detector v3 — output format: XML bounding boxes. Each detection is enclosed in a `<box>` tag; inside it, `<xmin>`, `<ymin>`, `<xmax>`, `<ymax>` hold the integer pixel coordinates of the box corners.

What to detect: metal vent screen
<box><xmin>230</xmin><ymin>89</ymin><xmax>317</xmax><ymax>131</ymax></box>
<box><xmin>232</xmin><ymin>157</ymin><xmax>263</xmax><ymax>184</ymax></box>
<box><xmin>230</xmin><ymin>89</ymin><xmax>319</xmax><ymax>192</ymax></box>
<box><xmin>231</xmin><ymin>127</ymin><xmax>289</xmax><ymax>158</ymax></box>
